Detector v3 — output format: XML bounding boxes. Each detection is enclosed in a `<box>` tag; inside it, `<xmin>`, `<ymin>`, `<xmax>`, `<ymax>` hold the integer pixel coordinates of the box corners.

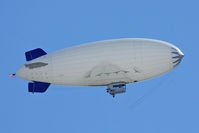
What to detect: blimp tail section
<box><xmin>25</xmin><ymin>48</ymin><xmax>51</xmax><ymax>93</ymax></box>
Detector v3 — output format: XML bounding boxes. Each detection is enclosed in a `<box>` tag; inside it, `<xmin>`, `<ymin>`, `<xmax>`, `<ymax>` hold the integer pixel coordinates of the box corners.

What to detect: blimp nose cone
<box><xmin>171</xmin><ymin>47</ymin><xmax>184</xmax><ymax>67</ymax></box>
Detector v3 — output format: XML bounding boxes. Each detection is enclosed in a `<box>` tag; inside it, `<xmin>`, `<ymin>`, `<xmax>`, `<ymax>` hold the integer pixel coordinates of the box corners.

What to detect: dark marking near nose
<box><xmin>172</xmin><ymin>55</ymin><xmax>183</xmax><ymax>59</ymax></box>
<box><xmin>171</xmin><ymin>52</ymin><xmax>180</xmax><ymax>55</ymax></box>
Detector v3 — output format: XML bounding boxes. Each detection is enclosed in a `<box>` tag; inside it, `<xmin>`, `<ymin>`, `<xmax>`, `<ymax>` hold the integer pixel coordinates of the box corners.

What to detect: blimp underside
<box><xmin>16</xmin><ymin>38</ymin><xmax>184</xmax><ymax>97</ymax></box>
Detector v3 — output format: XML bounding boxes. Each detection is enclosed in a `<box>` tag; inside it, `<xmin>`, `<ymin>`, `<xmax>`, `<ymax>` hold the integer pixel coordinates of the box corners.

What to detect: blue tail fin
<box><xmin>28</xmin><ymin>81</ymin><xmax>50</xmax><ymax>93</ymax></box>
<box><xmin>25</xmin><ymin>48</ymin><xmax>47</xmax><ymax>61</ymax></box>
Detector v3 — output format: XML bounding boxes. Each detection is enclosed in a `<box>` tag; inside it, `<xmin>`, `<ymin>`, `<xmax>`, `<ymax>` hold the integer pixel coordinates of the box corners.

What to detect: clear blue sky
<box><xmin>1</xmin><ymin>0</ymin><xmax>198</xmax><ymax>133</ymax></box>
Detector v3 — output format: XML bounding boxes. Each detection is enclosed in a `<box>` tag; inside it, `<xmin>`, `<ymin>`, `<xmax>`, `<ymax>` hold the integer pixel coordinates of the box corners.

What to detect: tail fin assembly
<box><xmin>25</xmin><ymin>48</ymin><xmax>47</xmax><ymax>61</ymax></box>
<box><xmin>28</xmin><ymin>81</ymin><xmax>50</xmax><ymax>93</ymax></box>
<box><xmin>25</xmin><ymin>48</ymin><xmax>50</xmax><ymax>93</ymax></box>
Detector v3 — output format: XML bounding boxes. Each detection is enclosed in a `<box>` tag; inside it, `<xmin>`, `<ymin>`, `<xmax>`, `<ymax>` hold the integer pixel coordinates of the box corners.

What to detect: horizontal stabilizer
<box><xmin>25</xmin><ymin>48</ymin><xmax>47</xmax><ymax>61</ymax></box>
<box><xmin>28</xmin><ymin>81</ymin><xmax>50</xmax><ymax>93</ymax></box>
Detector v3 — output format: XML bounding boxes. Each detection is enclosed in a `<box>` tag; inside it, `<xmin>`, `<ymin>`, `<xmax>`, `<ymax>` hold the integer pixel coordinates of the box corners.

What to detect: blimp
<box><xmin>15</xmin><ymin>38</ymin><xmax>184</xmax><ymax>97</ymax></box>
